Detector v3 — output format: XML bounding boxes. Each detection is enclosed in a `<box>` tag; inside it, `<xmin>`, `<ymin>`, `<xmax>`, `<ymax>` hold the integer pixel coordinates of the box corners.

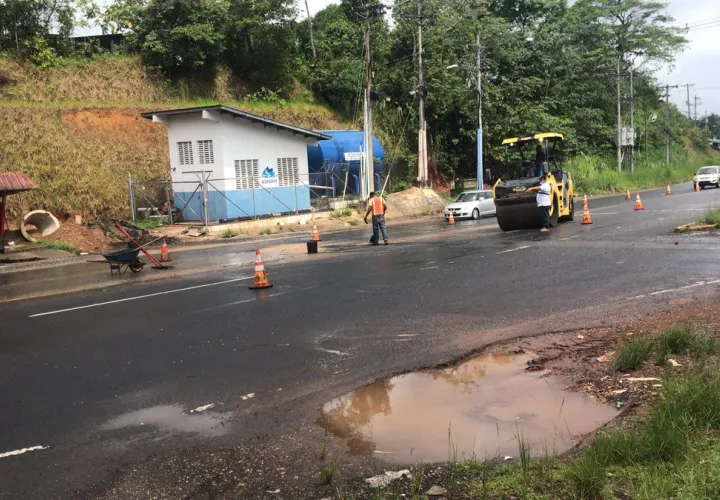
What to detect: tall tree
<box><xmin>137</xmin><ymin>0</ymin><xmax>228</xmax><ymax>73</ymax></box>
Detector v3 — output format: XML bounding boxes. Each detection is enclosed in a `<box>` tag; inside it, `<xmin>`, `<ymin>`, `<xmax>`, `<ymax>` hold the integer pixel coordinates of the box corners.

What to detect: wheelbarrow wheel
<box><xmin>129</xmin><ymin>259</ymin><xmax>144</xmax><ymax>273</ymax></box>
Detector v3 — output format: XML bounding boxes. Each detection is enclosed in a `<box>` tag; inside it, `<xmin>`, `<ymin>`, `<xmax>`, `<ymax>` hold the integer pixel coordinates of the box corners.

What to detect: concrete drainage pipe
<box><xmin>21</xmin><ymin>210</ymin><xmax>60</xmax><ymax>242</ymax></box>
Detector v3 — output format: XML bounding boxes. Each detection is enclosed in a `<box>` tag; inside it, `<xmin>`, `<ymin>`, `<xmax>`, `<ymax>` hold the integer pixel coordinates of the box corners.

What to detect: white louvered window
<box><xmin>276</xmin><ymin>157</ymin><xmax>299</xmax><ymax>187</ymax></box>
<box><xmin>177</xmin><ymin>141</ymin><xmax>193</xmax><ymax>165</ymax></box>
<box><xmin>197</xmin><ymin>140</ymin><xmax>214</xmax><ymax>164</ymax></box>
<box><xmin>235</xmin><ymin>159</ymin><xmax>259</xmax><ymax>190</ymax></box>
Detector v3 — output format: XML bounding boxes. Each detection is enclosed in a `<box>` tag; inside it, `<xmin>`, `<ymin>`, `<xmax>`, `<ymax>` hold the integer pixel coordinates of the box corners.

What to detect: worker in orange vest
<box><xmin>364</xmin><ymin>191</ymin><xmax>388</xmax><ymax>245</ymax></box>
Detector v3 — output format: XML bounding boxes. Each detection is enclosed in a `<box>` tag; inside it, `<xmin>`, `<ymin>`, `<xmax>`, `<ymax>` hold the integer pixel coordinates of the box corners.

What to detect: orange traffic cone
<box><xmin>582</xmin><ymin>203</ymin><xmax>593</xmax><ymax>225</ymax></box>
<box><xmin>625</xmin><ymin>189</ymin><xmax>632</xmax><ymax>200</ymax></box>
<box><xmin>666</xmin><ymin>184</ymin><xmax>672</xmax><ymax>195</ymax></box>
<box><xmin>635</xmin><ymin>193</ymin><xmax>644</xmax><ymax>211</ymax></box>
<box><xmin>448</xmin><ymin>211</ymin><xmax>455</xmax><ymax>225</ymax></box>
<box><xmin>583</xmin><ymin>194</ymin><xmax>588</xmax><ymax>208</ymax></box>
<box><xmin>160</xmin><ymin>239</ymin><xmax>171</xmax><ymax>262</ymax></box>
<box><xmin>312</xmin><ymin>224</ymin><xmax>321</xmax><ymax>242</ymax></box>
<box><xmin>249</xmin><ymin>249</ymin><xmax>273</xmax><ymax>289</ymax></box>
<box><xmin>695</xmin><ymin>181</ymin><xmax>701</xmax><ymax>193</ymax></box>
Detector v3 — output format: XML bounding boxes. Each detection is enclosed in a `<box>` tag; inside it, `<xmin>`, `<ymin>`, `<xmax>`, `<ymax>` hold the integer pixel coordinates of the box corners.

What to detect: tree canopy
<box><xmin>2</xmin><ymin>0</ymin><xmax>704</xmax><ymax>180</ymax></box>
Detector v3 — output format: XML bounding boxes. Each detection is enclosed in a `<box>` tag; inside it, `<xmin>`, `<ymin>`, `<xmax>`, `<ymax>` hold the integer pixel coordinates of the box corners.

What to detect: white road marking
<box><xmin>559</xmin><ymin>235</ymin><xmax>580</xmax><ymax>241</ymax></box>
<box><xmin>190</xmin><ymin>403</ymin><xmax>215</xmax><ymax>413</ymax></box>
<box><xmin>630</xmin><ymin>280</ymin><xmax>720</xmax><ymax>300</ymax></box>
<box><xmin>241</xmin><ymin>393</ymin><xmax>255</xmax><ymax>401</ymax></box>
<box><xmin>496</xmin><ymin>245</ymin><xmax>531</xmax><ymax>255</ymax></box>
<box><xmin>319</xmin><ymin>348</ymin><xmax>349</xmax><ymax>356</ymax></box>
<box><xmin>420</xmin><ymin>266</ymin><xmax>440</xmax><ymax>271</ymax></box>
<box><xmin>29</xmin><ymin>277</ymin><xmax>253</xmax><ymax>318</ymax></box>
<box><xmin>0</xmin><ymin>446</ymin><xmax>48</xmax><ymax>459</ymax></box>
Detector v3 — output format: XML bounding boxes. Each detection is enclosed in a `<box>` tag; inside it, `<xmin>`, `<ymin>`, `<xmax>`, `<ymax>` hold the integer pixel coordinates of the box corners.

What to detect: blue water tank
<box><xmin>307</xmin><ymin>131</ymin><xmax>385</xmax><ymax>195</ymax></box>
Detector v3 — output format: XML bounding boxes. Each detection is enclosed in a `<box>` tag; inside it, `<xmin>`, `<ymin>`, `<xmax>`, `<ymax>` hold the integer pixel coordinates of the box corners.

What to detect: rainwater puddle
<box><xmin>320</xmin><ymin>351</ymin><xmax>617</xmax><ymax>463</ymax></box>
<box><xmin>101</xmin><ymin>405</ymin><xmax>231</xmax><ymax>438</ymax></box>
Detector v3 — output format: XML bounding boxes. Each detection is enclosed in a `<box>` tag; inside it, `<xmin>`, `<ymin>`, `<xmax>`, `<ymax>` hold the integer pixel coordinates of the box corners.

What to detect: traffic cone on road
<box><xmin>448</xmin><ymin>211</ymin><xmax>455</xmax><ymax>225</ymax></box>
<box><xmin>695</xmin><ymin>181</ymin><xmax>701</xmax><ymax>193</ymax></box>
<box><xmin>666</xmin><ymin>184</ymin><xmax>672</xmax><ymax>195</ymax></box>
<box><xmin>583</xmin><ymin>194</ymin><xmax>588</xmax><ymax>208</ymax></box>
<box><xmin>312</xmin><ymin>224</ymin><xmax>321</xmax><ymax>242</ymax></box>
<box><xmin>160</xmin><ymin>239</ymin><xmax>171</xmax><ymax>262</ymax></box>
<box><xmin>249</xmin><ymin>249</ymin><xmax>273</xmax><ymax>289</ymax></box>
<box><xmin>635</xmin><ymin>193</ymin><xmax>644</xmax><ymax>211</ymax></box>
<box><xmin>625</xmin><ymin>189</ymin><xmax>632</xmax><ymax>200</ymax></box>
<box><xmin>582</xmin><ymin>202</ymin><xmax>593</xmax><ymax>225</ymax></box>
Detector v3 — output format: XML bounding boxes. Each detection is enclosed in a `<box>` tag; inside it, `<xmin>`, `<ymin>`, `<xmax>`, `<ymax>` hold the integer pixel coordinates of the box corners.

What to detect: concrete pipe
<box><xmin>21</xmin><ymin>210</ymin><xmax>60</xmax><ymax>242</ymax></box>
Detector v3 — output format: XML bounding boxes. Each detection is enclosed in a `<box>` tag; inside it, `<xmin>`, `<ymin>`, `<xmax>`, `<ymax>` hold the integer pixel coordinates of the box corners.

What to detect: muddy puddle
<box><xmin>320</xmin><ymin>350</ymin><xmax>617</xmax><ymax>463</ymax></box>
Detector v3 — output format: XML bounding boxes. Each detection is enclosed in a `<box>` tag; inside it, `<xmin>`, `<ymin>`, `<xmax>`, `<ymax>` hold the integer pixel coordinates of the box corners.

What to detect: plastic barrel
<box><xmin>306</xmin><ymin>241</ymin><xmax>318</xmax><ymax>254</ymax></box>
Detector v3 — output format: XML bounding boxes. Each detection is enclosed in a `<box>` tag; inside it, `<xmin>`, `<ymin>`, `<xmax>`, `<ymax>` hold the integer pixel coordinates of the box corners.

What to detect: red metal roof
<box><xmin>0</xmin><ymin>173</ymin><xmax>36</xmax><ymax>195</ymax></box>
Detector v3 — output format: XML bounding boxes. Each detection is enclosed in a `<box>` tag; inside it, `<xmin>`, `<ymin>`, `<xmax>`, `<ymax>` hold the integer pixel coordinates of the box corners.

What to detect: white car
<box><xmin>444</xmin><ymin>190</ymin><xmax>496</xmax><ymax>220</ymax></box>
<box><xmin>693</xmin><ymin>166</ymin><xmax>720</xmax><ymax>189</ymax></box>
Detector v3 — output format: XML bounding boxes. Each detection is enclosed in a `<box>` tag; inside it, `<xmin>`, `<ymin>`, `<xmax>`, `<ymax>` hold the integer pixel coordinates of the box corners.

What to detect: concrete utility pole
<box><xmin>363</xmin><ymin>16</ymin><xmax>373</xmax><ymax>200</ymax></box>
<box><xmin>685</xmin><ymin>83</ymin><xmax>695</xmax><ymax>120</ymax></box>
<box><xmin>475</xmin><ymin>30</ymin><xmax>483</xmax><ymax>189</ymax></box>
<box><xmin>664</xmin><ymin>84</ymin><xmax>679</xmax><ymax>165</ymax></box>
<box><xmin>416</xmin><ymin>0</ymin><xmax>428</xmax><ymax>187</ymax></box>
<box><xmin>694</xmin><ymin>95</ymin><xmax>701</xmax><ymax>123</ymax></box>
<box><xmin>617</xmin><ymin>56</ymin><xmax>622</xmax><ymax>172</ymax></box>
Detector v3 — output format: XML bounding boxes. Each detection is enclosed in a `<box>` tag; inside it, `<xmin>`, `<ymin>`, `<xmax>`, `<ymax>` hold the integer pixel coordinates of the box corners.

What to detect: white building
<box><xmin>141</xmin><ymin>105</ymin><xmax>330</xmax><ymax>222</ymax></box>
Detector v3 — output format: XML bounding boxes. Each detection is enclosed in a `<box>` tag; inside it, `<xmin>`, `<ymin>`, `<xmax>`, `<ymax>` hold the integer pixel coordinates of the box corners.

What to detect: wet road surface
<box><xmin>2</xmin><ymin>185</ymin><xmax>720</xmax><ymax>498</ymax></box>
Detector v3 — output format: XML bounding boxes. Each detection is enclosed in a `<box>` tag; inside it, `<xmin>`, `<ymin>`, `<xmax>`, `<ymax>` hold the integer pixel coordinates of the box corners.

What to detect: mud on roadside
<box><xmin>87</xmin><ymin>298</ymin><xmax>720</xmax><ymax>500</ymax></box>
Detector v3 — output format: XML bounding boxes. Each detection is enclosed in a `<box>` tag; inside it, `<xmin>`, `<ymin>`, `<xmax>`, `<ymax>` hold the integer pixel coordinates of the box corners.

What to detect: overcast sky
<box><xmin>298</xmin><ymin>0</ymin><xmax>720</xmax><ymax>116</ymax></box>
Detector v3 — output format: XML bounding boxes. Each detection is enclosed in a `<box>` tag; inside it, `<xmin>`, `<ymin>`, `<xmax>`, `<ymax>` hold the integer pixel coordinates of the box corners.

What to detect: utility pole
<box><xmin>359</xmin><ymin>2</ymin><xmax>384</xmax><ymax>200</ymax></box>
<box><xmin>664</xmin><ymin>84</ymin><xmax>679</xmax><ymax>165</ymax></box>
<box><xmin>684</xmin><ymin>83</ymin><xmax>695</xmax><ymax>120</ymax></box>
<box><xmin>694</xmin><ymin>95</ymin><xmax>701</xmax><ymax>123</ymax></box>
<box><xmin>303</xmin><ymin>0</ymin><xmax>316</xmax><ymax>63</ymax></box>
<box><xmin>629</xmin><ymin>65</ymin><xmax>635</xmax><ymax>173</ymax></box>
<box><xmin>416</xmin><ymin>0</ymin><xmax>428</xmax><ymax>187</ymax></box>
<box><xmin>616</xmin><ymin>56</ymin><xmax>622</xmax><ymax>172</ymax></box>
<box><xmin>475</xmin><ymin>30</ymin><xmax>483</xmax><ymax>189</ymax></box>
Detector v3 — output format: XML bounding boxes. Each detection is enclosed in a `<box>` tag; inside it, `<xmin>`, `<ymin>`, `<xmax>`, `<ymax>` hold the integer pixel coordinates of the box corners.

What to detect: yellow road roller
<box><xmin>492</xmin><ymin>133</ymin><xmax>574</xmax><ymax>231</ymax></box>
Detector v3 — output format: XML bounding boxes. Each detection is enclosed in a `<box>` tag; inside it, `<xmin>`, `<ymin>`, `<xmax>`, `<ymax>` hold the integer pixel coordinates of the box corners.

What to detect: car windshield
<box><xmin>698</xmin><ymin>167</ymin><xmax>717</xmax><ymax>175</ymax></box>
<box><xmin>455</xmin><ymin>193</ymin><xmax>479</xmax><ymax>202</ymax></box>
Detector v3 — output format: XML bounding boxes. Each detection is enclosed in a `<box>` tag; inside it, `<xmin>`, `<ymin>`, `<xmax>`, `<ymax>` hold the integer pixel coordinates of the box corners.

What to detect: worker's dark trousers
<box><xmin>540</xmin><ymin>205</ymin><xmax>551</xmax><ymax>229</ymax></box>
<box><xmin>370</xmin><ymin>215</ymin><xmax>388</xmax><ymax>244</ymax></box>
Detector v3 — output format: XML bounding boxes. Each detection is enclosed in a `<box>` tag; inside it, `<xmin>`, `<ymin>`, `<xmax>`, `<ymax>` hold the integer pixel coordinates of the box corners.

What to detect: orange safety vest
<box><xmin>371</xmin><ymin>196</ymin><xmax>385</xmax><ymax>216</ymax></box>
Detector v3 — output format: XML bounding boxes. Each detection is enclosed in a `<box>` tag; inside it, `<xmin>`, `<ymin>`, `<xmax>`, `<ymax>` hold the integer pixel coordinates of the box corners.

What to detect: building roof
<box><xmin>141</xmin><ymin>105</ymin><xmax>332</xmax><ymax>141</ymax></box>
<box><xmin>0</xmin><ymin>173</ymin><xmax>36</xmax><ymax>195</ymax></box>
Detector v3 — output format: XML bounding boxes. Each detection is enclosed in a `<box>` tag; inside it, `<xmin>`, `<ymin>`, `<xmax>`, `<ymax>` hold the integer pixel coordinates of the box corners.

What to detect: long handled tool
<box><xmin>114</xmin><ymin>222</ymin><xmax>171</xmax><ymax>270</ymax></box>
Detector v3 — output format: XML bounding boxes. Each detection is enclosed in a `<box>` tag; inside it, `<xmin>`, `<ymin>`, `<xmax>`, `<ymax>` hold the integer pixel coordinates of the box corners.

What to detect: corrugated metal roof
<box><xmin>140</xmin><ymin>105</ymin><xmax>332</xmax><ymax>141</ymax></box>
<box><xmin>0</xmin><ymin>173</ymin><xmax>36</xmax><ymax>194</ymax></box>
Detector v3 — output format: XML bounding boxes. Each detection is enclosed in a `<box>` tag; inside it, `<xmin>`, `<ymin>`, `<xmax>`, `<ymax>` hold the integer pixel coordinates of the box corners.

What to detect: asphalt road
<box><xmin>2</xmin><ymin>185</ymin><xmax>720</xmax><ymax>499</ymax></box>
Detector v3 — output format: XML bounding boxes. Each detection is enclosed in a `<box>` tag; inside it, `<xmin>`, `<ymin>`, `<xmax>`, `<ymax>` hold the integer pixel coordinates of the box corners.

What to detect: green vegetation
<box><xmin>259</xmin><ymin>228</ymin><xmax>272</xmax><ymax>235</ymax></box>
<box><xmin>221</xmin><ymin>229</ymin><xmax>239</xmax><ymax>238</ymax></box>
<box><xmin>132</xmin><ymin>220</ymin><xmax>162</xmax><ymax>231</ymax></box>
<box><xmin>33</xmin><ymin>239</ymin><xmax>81</xmax><ymax>254</ymax></box>
<box><xmin>571</xmin><ymin>152</ymin><xmax>719</xmax><ymax>196</ymax></box>
<box><xmin>1</xmin><ymin>0</ymin><xmax>718</xmax><ymax>219</ymax></box>
<box><xmin>331</xmin><ymin>208</ymin><xmax>353</xmax><ymax>219</ymax></box>
<box><xmin>612</xmin><ymin>337</ymin><xmax>654</xmax><ymax>372</ymax></box>
<box><xmin>701</xmin><ymin>207</ymin><xmax>720</xmax><ymax>226</ymax></box>
<box><xmin>347</xmin><ymin>220</ymin><xmax>360</xmax><ymax>226</ymax></box>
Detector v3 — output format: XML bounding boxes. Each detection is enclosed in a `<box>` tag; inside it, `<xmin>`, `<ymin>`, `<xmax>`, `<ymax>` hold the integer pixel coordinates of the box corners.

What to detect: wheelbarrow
<box><xmin>100</xmin><ymin>246</ymin><xmax>145</xmax><ymax>276</ymax></box>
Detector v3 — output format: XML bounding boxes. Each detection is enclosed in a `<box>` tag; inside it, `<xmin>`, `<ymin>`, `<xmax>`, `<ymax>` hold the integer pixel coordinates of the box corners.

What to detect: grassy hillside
<box><xmin>0</xmin><ymin>55</ymin><xmax>348</xmax><ymax>220</ymax></box>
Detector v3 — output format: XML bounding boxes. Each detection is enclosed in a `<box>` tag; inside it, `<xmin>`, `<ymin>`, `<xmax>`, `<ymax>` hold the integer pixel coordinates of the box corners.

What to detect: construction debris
<box><xmin>364</xmin><ymin>470</ymin><xmax>412</xmax><ymax>488</ymax></box>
